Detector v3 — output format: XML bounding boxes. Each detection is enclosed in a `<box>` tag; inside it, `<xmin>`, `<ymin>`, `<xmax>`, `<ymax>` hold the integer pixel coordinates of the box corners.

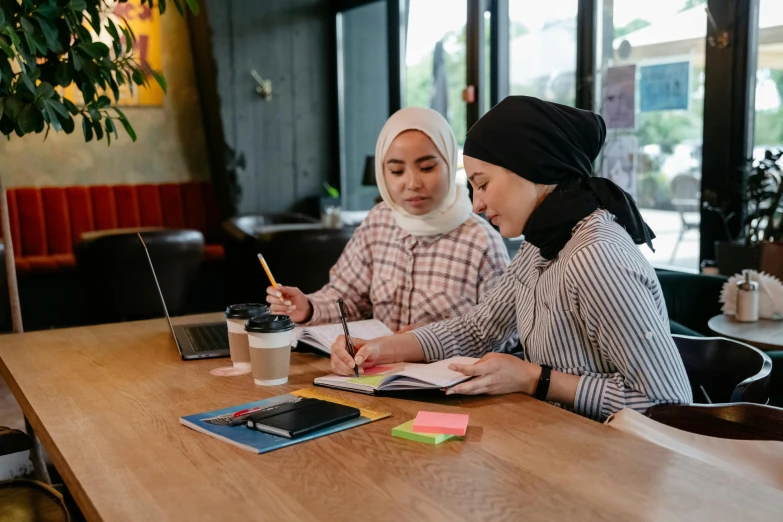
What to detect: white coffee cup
<box><xmin>245</xmin><ymin>315</ymin><xmax>295</xmax><ymax>386</ymax></box>
<box><xmin>225</xmin><ymin>303</ymin><xmax>269</xmax><ymax>369</ymax></box>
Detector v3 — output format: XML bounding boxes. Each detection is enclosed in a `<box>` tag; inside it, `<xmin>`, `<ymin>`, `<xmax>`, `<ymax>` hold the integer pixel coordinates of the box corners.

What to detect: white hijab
<box><xmin>375</xmin><ymin>107</ymin><xmax>473</xmax><ymax>236</ymax></box>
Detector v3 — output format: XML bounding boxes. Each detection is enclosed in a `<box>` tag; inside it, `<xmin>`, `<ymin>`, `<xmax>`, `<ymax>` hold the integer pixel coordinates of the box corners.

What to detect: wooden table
<box><xmin>1</xmin><ymin>314</ymin><xmax>782</xmax><ymax>521</ymax></box>
<box><xmin>708</xmin><ymin>314</ymin><xmax>783</xmax><ymax>351</ymax></box>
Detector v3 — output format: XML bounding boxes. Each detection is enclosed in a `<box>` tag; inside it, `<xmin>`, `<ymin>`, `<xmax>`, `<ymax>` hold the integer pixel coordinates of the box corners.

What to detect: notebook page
<box><xmin>390</xmin><ymin>357</ymin><xmax>479</xmax><ymax>388</ymax></box>
<box><xmin>294</xmin><ymin>320</ymin><xmax>393</xmax><ymax>354</ymax></box>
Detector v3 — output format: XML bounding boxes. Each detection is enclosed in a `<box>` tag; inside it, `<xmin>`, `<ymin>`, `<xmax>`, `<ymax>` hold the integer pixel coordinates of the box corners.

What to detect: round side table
<box><xmin>708</xmin><ymin>315</ymin><xmax>783</xmax><ymax>352</ymax></box>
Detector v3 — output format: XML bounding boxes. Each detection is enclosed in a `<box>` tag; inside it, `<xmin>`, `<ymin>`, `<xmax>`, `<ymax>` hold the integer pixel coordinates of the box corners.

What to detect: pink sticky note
<box><xmin>412</xmin><ymin>411</ymin><xmax>469</xmax><ymax>436</ymax></box>
<box><xmin>361</xmin><ymin>365</ymin><xmax>392</xmax><ymax>376</ymax></box>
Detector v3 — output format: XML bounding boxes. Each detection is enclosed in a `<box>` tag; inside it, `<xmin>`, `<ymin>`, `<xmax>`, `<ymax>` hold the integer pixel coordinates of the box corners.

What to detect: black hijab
<box><xmin>463</xmin><ymin>96</ymin><xmax>655</xmax><ymax>260</ymax></box>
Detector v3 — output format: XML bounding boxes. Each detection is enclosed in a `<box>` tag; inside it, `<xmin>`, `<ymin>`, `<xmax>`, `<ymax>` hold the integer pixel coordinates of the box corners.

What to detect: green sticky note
<box><xmin>392</xmin><ymin>420</ymin><xmax>455</xmax><ymax>444</ymax></box>
<box><xmin>347</xmin><ymin>374</ymin><xmax>386</xmax><ymax>387</ymax></box>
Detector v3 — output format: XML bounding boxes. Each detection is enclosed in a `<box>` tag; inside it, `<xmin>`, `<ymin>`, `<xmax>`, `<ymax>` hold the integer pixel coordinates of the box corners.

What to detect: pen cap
<box><xmin>226</xmin><ymin>303</ymin><xmax>269</xmax><ymax>319</ymax></box>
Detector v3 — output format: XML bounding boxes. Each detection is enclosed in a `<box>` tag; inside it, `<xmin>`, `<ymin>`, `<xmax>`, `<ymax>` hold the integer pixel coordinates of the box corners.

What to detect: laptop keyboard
<box><xmin>184</xmin><ymin>324</ymin><xmax>230</xmax><ymax>352</ymax></box>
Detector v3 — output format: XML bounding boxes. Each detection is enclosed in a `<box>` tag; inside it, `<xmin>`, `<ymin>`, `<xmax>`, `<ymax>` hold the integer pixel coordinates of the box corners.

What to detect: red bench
<box><xmin>3</xmin><ymin>182</ymin><xmax>224</xmax><ymax>274</ymax></box>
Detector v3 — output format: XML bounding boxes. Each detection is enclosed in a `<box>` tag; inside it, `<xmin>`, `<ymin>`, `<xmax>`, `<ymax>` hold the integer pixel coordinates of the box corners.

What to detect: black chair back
<box><xmin>76</xmin><ymin>228</ymin><xmax>204</xmax><ymax>323</ymax></box>
<box><xmin>223</xmin><ymin>216</ymin><xmax>355</xmax><ymax>304</ymax></box>
<box><xmin>673</xmin><ymin>334</ymin><xmax>772</xmax><ymax>404</ymax></box>
<box><xmin>645</xmin><ymin>403</ymin><xmax>783</xmax><ymax>441</ymax></box>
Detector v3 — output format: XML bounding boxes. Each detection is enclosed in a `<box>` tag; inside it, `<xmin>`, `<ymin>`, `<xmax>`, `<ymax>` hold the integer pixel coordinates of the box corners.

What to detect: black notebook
<box><xmin>245</xmin><ymin>397</ymin><xmax>360</xmax><ymax>439</ymax></box>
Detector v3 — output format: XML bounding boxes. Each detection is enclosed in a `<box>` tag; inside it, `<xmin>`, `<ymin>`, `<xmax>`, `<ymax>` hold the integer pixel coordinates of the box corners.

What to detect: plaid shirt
<box><xmin>305</xmin><ymin>203</ymin><xmax>510</xmax><ymax>332</ymax></box>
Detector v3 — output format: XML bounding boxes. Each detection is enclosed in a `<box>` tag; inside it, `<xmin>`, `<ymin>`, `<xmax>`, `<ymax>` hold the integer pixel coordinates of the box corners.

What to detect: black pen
<box><xmin>335</xmin><ymin>299</ymin><xmax>360</xmax><ymax>378</ymax></box>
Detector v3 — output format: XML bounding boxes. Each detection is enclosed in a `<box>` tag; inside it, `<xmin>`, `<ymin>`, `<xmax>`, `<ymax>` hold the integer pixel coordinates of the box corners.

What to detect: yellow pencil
<box><xmin>257</xmin><ymin>254</ymin><xmax>278</xmax><ymax>288</ymax></box>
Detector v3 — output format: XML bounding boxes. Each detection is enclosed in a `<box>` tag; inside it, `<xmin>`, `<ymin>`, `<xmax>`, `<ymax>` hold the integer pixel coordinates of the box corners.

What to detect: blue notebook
<box><xmin>179</xmin><ymin>388</ymin><xmax>390</xmax><ymax>454</ymax></box>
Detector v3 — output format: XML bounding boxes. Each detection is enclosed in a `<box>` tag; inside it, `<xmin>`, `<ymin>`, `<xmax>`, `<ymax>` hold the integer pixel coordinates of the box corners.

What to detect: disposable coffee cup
<box><xmin>225</xmin><ymin>304</ymin><xmax>269</xmax><ymax>369</ymax></box>
<box><xmin>245</xmin><ymin>315</ymin><xmax>295</xmax><ymax>386</ymax></box>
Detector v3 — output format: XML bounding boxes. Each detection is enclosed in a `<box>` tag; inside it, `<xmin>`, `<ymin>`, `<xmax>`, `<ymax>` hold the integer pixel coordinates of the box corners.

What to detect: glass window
<box><xmin>508</xmin><ymin>0</ymin><xmax>578</xmax><ymax>106</ymax></box>
<box><xmin>753</xmin><ymin>0</ymin><xmax>783</xmax><ymax>159</ymax></box>
<box><xmin>404</xmin><ymin>0</ymin><xmax>468</xmax><ymax>184</ymax></box>
<box><xmin>336</xmin><ymin>2</ymin><xmax>389</xmax><ymax>210</ymax></box>
<box><xmin>595</xmin><ymin>0</ymin><xmax>706</xmax><ymax>271</ymax></box>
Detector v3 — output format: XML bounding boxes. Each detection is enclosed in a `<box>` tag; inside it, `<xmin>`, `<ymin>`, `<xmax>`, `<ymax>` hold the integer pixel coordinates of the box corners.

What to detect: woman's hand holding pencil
<box><xmin>265</xmin><ymin>285</ymin><xmax>311</xmax><ymax>323</ymax></box>
<box><xmin>258</xmin><ymin>253</ymin><xmax>312</xmax><ymax>323</ymax></box>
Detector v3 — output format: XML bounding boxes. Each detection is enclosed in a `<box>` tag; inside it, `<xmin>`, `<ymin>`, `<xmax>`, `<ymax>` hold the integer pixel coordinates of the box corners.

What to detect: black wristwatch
<box><xmin>534</xmin><ymin>365</ymin><xmax>552</xmax><ymax>401</ymax></box>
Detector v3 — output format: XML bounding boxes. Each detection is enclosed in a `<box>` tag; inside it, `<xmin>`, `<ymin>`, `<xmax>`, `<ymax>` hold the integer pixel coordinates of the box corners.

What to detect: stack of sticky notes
<box><xmin>391</xmin><ymin>411</ymin><xmax>469</xmax><ymax>445</ymax></box>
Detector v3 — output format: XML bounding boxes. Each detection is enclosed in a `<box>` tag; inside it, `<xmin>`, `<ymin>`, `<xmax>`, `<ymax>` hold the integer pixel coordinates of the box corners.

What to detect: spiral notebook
<box><xmin>313</xmin><ymin>356</ymin><xmax>479</xmax><ymax>395</ymax></box>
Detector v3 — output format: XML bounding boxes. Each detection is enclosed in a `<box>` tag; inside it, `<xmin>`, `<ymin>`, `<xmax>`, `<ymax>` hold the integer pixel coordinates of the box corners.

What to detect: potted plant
<box><xmin>320</xmin><ymin>182</ymin><xmax>341</xmax><ymax>228</ymax></box>
<box><xmin>0</xmin><ymin>0</ymin><xmax>197</xmax><ymax>334</ymax></box>
<box><xmin>709</xmin><ymin>150</ymin><xmax>783</xmax><ymax>276</ymax></box>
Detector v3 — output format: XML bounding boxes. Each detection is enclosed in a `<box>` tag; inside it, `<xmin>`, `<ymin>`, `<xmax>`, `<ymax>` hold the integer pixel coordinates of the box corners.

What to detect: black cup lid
<box><xmin>225</xmin><ymin>303</ymin><xmax>269</xmax><ymax>319</ymax></box>
<box><xmin>244</xmin><ymin>314</ymin><xmax>295</xmax><ymax>333</ymax></box>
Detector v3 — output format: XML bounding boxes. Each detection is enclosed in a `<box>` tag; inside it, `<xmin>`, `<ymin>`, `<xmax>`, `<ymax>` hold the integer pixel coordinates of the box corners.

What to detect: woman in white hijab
<box><xmin>266</xmin><ymin>107</ymin><xmax>510</xmax><ymax>333</ymax></box>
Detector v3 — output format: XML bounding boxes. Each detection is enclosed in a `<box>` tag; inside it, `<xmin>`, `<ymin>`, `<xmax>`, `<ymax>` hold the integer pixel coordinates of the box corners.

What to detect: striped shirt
<box><xmin>411</xmin><ymin>209</ymin><xmax>693</xmax><ymax>422</ymax></box>
<box><xmin>305</xmin><ymin>202</ymin><xmax>511</xmax><ymax>333</ymax></box>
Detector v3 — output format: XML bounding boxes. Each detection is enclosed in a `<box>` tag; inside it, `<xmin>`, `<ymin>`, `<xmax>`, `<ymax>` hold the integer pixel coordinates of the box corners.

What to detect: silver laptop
<box><xmin>138</xmin><ymin>233</ymin><xmax>229</xmax><ymax>360</ymax></box>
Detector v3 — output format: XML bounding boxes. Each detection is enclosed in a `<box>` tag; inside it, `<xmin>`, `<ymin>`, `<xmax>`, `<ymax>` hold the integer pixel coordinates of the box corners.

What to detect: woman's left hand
<box><xmin>446</xmin><ymin>353</ymin><xmax>541</xmax><ymax>396</ymax></box>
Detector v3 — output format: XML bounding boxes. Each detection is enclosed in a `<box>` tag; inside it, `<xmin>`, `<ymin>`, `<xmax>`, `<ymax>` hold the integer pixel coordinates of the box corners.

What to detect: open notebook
<box><xmin>314</xmin><ymin>356</ymin><xmax>478</xmax><ymax>395</ymax></box>
<box><xmin>293</xmin><ymin>319</ymin><xmax>392</xmax><ymax>355</ymax></box>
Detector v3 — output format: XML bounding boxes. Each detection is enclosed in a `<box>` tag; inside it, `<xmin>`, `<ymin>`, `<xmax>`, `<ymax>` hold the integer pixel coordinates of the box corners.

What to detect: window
<box><xmin>508</xmin><ymin>0</ymin><xmax>578</xmax><ymax>106</ymax></box>
<box><xmin>753</xmin><ymin>0</ymin><xmax>783</xmax><ymax>159</ymax></box>
<box><xmin>595</xmin><ymin>0</ymin><xmax>706</xmax><ymax>271</ymax></box>
<box><xmin>404</xmin><ymin>0</ymin><xmax>468</xmax><ymax>184</ymax></box>
<box><xmin>336</xmin><ymin>1</ymin><xmax>389</xmax><ymax>210</ymax></box>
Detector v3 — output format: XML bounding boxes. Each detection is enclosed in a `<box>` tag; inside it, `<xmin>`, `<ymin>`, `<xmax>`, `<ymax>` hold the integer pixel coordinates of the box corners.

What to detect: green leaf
<box><xmin>95</xmin><ymin>95</ymin><xmax>110</xmax><ymax>109</ymax></box>
<box><xmin>185</xmin><ymin>0</ymin><xmax>200</xmax><ymax>15</ymax></box>
<box><xmin>0</xmin><ymin>98</ymin><xmax>4</xmax><ymax>121</ymax></box>
<box><xmin>0</xmin><ymin>40</ymin><xmax>14</xmax><ymax>59</ymax></box>
<box><xmin>35</xmin><ymin>82</ymin><xmax>54</xmax><ymax>101</ymax></box>
<box><xmin>149</xmin><ymin>69</ymin><xmax>167</xmax><ymax>93</ymax></box>
<box><xmin>58</xmin><ymin>113</ymin><xmax>74</xmax><ymax>134</ymax></box>
<box><xmin>108</xmin><ymin>77</ymin><xmax>120</xmax><ymax>103</ymax></box>
<box><xmin>69</xmin><ymin>0</ymin><xmax>87</xmax><ymax>11</ymax></box>
<box><xmin>87</xmin><ymin>105</ymin><xmax>100</xmax><ymax>121</ymax></box>
<box><xmin>81</xmin><ymin>115</ymin><xmax>92</xmax><ymax>141</ymax></box>
<box><xmin>36</xmin><ymin>17</ymin><xmax>62</xmax><ymax>53</ymax></box>
<box><xmin>77</xmin><ymin>42</ymin><xmax>109</xmax><ymax>59</ymax></box>
<box><xmin>121</xmin><ymin>26</ymin><xmax>133</xmax><ymax>54</ymax></box>
<box><xmin>4</xmin><ymin>96</ymin><xmax>23</xmax><ymax>119</ymax></box>
<box><xmin>131</xmin><ymin>68</ymin><xmax>144</xmax><ymax>85</ymax></box>
<box><xmin>54</xmin><ymin>61</ymin><xmax>74</xmax><ymax>87</ymax></box>
<box><xmin>113</xmin><ymin>106</ymin><xmax>136</xmax><ymax>142</ymax></box>
<box><xmin>0</xmin><ymin>9</ymin><xmax>5</xmax><ymax>26</ymax></box>
<box><xmin>106</xmin><ymin>19</ymin><xmax>122</xmax><ymax>57</ymax></box>
<box><xmin>19</xmin><ymin>17</ymin><xmax>35</xmax><ymax>34</ymax></box>
<box><xmin>92</xmin><ymin>118</ymin><xmax>103</xmax><ymax>140</ymax></box>
<box><xmin>105</xmin><ymin>117</ymin><xmax>117</xmax><ymax>139</ymax></box>
<box><xmin>46</xmin><ymin>99</ymin><xmax>69</xmax><ymax>119</ymax></box>
<box><xmin>36</xmin><ymin>4</ymin><xmax>59</xmax><ymax>20</ymax></box>
<box><xmin>20</xmin><ymin>73</ymin><xmax>36</xmax><ymax>94</ymax></box>
<box><xmin>44</xmin><ymin>102</ymin><xmax>62</xmax><ymax>132</ymax></box>
<box><xmin>71</xmin><ymin>51</ymin><xmax>83</xmax><ymax>71</ymax></box>
<box><xmin>105</xmin><ymin>118</ymin><xmax>114</xmax><ymax>146</ymax></box>
<box><xmin>20</xmin><ymin>18</ymin><xmax>46</xmax><ymax>55</ymax></box>
<box><xmin>86</xmin><ymin>6</ymin><xmax>101</xmax><ymax>36</ymax></box>
<box><xmin>4</xmin><ymin>27</ymin><xmax>21</xmax><ymax>48</ymax></box>
<box><xmin>18</xmin><ymin>105</ymin><xmax>40</xmax><ymax>133</ymax></box>
<box><xmin>62</xmin><ymin>98</ymin><xmax>78</xmax><ymax>115</ymax></box>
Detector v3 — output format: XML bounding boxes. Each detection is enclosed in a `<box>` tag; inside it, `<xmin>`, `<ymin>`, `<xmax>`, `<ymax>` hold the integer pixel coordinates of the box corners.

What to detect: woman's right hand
<box><xmin>330</xmin><ymin>333</ymin><xmax>425</xmax><ymax>375</ymax></box>
<box><xmin>330</xmin><ymin>336</ymin><xmax>386</xmax><ymax>376</ymax></box>
<box><xmin>265</xmin><ymin>285</ymin><xmax>312</xmax><ymax>323</ymax></box>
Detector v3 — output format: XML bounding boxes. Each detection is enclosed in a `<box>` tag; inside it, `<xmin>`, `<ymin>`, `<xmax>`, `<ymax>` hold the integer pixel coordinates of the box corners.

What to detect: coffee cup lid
<box><xmin>225</xmin><ymin>303</ymin><xmax>269</xmax><ymax>319</ymax></box>
<box><xmin>245</xmin><ymin>314</ymin><xmax>295</xmax><ymax>333</ymax></box>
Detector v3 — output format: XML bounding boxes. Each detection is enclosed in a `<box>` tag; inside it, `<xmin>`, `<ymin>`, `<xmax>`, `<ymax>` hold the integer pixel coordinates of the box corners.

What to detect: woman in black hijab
<box><xmin>331</xmin><ymin>96</ymin><xmax>692</xmax><ymax>421</ymax></box>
